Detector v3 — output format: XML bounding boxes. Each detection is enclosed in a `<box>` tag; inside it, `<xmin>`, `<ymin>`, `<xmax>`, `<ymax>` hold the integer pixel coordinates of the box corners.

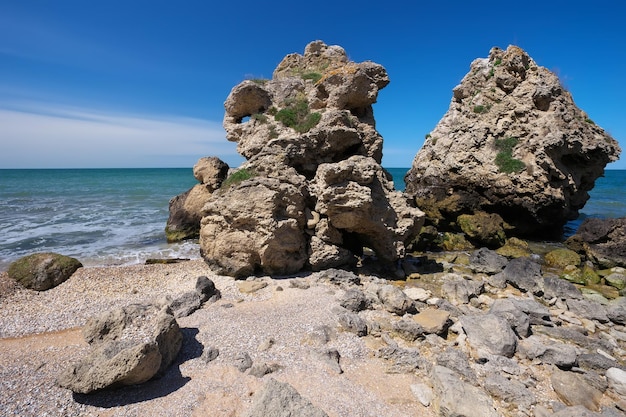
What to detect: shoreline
<box><xmin>1</xmin><ymin>251</ymin><xmax>625</xmax><ymax>416</ymax></box>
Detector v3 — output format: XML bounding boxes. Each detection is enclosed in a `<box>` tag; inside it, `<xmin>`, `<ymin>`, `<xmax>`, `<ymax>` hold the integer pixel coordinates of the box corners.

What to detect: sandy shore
<box><xmin>0</xmin><ymin>260</ymin><xmax>433</xmax><ymax>417</ymax></box>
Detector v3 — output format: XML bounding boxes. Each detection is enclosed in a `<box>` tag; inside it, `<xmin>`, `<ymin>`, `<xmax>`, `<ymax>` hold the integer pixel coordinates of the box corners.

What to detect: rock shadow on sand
<box><xmin>72</xmin><ymin>327</ymin><xmax>202</xmax><ymax>408</ymax></box>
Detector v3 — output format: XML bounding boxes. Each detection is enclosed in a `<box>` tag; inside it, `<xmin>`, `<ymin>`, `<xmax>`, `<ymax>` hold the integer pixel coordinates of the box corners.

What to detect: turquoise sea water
<box><xmin>0</xmin><ymin>168</ymin><xmax>624</xmax><ymax>272</ymax></box>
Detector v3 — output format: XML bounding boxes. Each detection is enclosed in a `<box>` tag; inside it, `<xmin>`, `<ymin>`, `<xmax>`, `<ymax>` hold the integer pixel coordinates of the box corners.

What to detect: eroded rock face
<box><xmin>199</xmin><ymin>41</ymin><xmax>424</xmax><ymax>277</ymax></box>
<box><xmin>405</xmin><ymin>45</ymin><xmax>620</xmax><ymax>239</ymax></box>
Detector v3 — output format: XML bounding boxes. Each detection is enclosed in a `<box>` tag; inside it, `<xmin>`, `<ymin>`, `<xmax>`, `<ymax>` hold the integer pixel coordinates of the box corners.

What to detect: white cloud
<box><xmin>0</xmin><ymin>103</ymin><xmax>244</xmax><ymax>168</ymax></box>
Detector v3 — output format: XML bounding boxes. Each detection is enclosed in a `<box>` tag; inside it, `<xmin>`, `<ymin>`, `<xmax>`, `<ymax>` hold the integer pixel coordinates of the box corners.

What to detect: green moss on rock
<box><xmin>544</xmin><ymin>248</ymin><xmax>581</xmax><ymax>270</ymax></box>
<box><xmin>8</xmin><ymin>252</ymin><xmax>82</xmax><ymax>291</ymax></box>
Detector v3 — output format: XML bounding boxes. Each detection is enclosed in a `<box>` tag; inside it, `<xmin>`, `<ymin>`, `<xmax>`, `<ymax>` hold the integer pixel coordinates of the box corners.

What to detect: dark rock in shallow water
<box><xmin>567</xmin><ymin>217</ymin><xmax>626</xmax><ymax>268</ymax></box>
<box><xmin>242</xmin><ymin>378</ymin><xmax>329</xmax><ymax>417</ymax></box>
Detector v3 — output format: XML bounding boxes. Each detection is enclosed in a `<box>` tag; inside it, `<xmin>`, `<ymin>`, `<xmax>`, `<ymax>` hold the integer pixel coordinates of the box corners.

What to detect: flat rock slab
<box><xmin>413</xmin><ymin>309</ymin><xmax>450</xmax><ymax>335</ymax></box>
<box><xmin>237</xmin><ymin>281</ymin><xmax>268</xmax><ymax>294</ymax></box>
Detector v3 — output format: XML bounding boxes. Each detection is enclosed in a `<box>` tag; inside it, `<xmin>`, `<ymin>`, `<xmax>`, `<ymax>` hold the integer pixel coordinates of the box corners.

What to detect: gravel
<box><xmin>0</xmin><ymin>260</ymin><xmax>431</xmax><ymax>417</ymax></box>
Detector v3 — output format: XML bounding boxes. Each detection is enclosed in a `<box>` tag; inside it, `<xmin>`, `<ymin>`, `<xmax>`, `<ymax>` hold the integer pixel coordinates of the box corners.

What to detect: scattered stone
<box><xmin>338</xmin><ymin>288</ymin><xmax>369</xmax><ymax>312</ymax></box>
<box><xmin>496</xmin><ymin>237</ymin><xmax>532</xmax><ymax>258</ymax></box>
<box><xmin>577</xmin><ymin>353</ymin><xmax>621</xmax><ymax>373</ymax></box>
<box><xmin>258</xmin><ymin>337</ymin><xmax>275</xmax><ymax>351</ymax></box>
<box><xmin>301</xmin><ymin>325</ymin><xmax>335</xmax><ymax>346</ymax></box>
<box><xmin>196</xmin><ymin>275</ymin><xmax>220</xmax><ymax>302</ymax></box>
<box><xmin>489</xmin><ymin>298</ymin><xmax>531</xmax><ymax>338</ymax></box>
<box><xmin>483</xmin><ymin>373</ymin><xmax>536</xmax><ymax>410</ymax></box>
<box><xmin>517</xmin><ymin>335</ymin><xmax>577</xmax><ymax>368</ymax></box>
<box><xmin>56</xmin><ymin>303</ymin><xmax>182</xmax><ymax>393</ymax></box>
<box><xmin>289</xmin><ymin>279</ymin><xmax>310</xmax><ymax>290</ymax></box>
<box><xmin>479</xmin><ymin>354</ymin><xmax>521</xmax><ymax>376</ymax></box>
<box><xmin>606</xmin><ymin>367</ymin><xmax>626</xmax><ymax>397</ymax></box>
<box><xmin>457</xmin><ymin>212</ymin><xmax>507</xmax><ymax>248</ymax></box>
<box><xmin>460</xmin><ymin>314</ymin><xmax>517</xmax><ymax>358</ymax></box>
<box><xmin>8</xmin><ymin>252</ymin><xmax>82</xmax><ymax>291</ymax></box>
<box><xmin>567</xmin><ymin>217</ymin><xmax>626</xmax><ymax>268</ymax></box>
<box><xmin>392</xmin><ymin>318</ymin><xmax>426</xmax><ymax>342</ymax></box>
<box><xmin>431</xmin><ymin>365</ymin><xmax>500</xmax><ymax>417</ymax></box>
<box><xmin>410</xmin><ymin>382</ymin><xmax>433</xmax><ymax>407</ymax></box>
<box><xmin>566</xmin><ymin>298</ymin><xmax>610</xmax><ymax>323</ymax></box>
<box><xmin>167</xmin><ymin>291</ymin><xmax>202</xmax><ymax>318</ymax></box>
<box><xmin>337</xmin><ymin>311</ymin><xmax>368</xmax><ymax>336</ymax></box>
<box><xmin>441</xmin><ymin>274</ymin><xmax>484</xmax><ymax>305</ymax></box>
<box><xmin>413</xmin><ymin>309</ymin><xmax>451</xmax><ymax>336</ymax></box>
<box><xmin>248</xmin><ymin>362</ymin><xmax>281</xmax><ymax>378</ymax></box>
<box><xmin>605</xmin><ymin>273</ymin><xmax>626</xmax><ymax>290</ymax></box>
<box><xmin>377</xmin><ymin>284</ymin><xmax>417</xmax><ymax>315</ymax></box>
<box><xmin>242</xmin><ymin>378</ymin><xmax>329</xmax><ymax>417</ymax></box>
<box><xmin>314</xmin><ymin>348</ymin><xmax>342</xmax><ymax>374</ymax></box>
<box><xmin>542</xmin><ymin>275</ymin><xmax>583</xmax><ymax>300</ymax></box>
<box><xmin>551</xmin><ymin>369</ymin><xmax>603</xmax><ymax>412</ymax></box>
<box><xmin>403</xmin><ymin>286</ymin><xmax>432</xmax><ymax>302</ymax></box>
<box><xmin>435</xmin><ymin>348</ymin><xmax>476</xmax><ymax>381</ymax></box>
<box><xmin>201</xmin><ymin>346</ymin><xmax>220</xmax><ymax>363</ymax></box>
<box><xmin>314</xmin><ymin>268</ymin><xmax>361</xmax><ymax>286</ymax></box>
<box><xmin>234</xmin><ymin>352</ymin><xmax>253</xmax><ymax>372</ymax></box>
<box><xmin>237</xmin><ymin>281</ymin><xmax>268</xmax><ymax>294</ymax></box>
<box><xmin>496</xmin><ymin>257</ymin><xmax>543</xmax><ymax>294</ymax></box>
<box><xmin>469</xmin><ymin>247</ymin><xmax>509</xmax><ymax>274</ymax></box>
<box><xmin>376</xmin><ymin>345</ymin><xmax>423</xmax><ymax>374</ymax></box>
<box><xmin>607</xmin><ymin>298</ymin><xmax>626</xmax><ymax>324</ymax></box>
<box><xmin>545</xmin><ymin>248</ymin><xmax>582</xmax><ymax>269</ymax></box>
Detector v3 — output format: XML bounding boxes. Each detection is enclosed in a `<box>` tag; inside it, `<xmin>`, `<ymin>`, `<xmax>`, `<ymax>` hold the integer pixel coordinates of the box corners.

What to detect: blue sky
<box><xmin>1</xmin><ymin>0</ymin><xmax>624</xmax><ymax>169</ymax></box>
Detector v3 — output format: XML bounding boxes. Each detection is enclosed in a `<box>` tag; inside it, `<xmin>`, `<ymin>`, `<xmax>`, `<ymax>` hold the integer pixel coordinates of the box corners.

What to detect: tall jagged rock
<box><xmin>199</xmin><ymin>41</ymin><xmax>424</xmax><ymax>278</ymax></box>
<box><xmin>404</xmin><ymin>45</ymin><xmax>620</xmax><ymax>239</ymax></box>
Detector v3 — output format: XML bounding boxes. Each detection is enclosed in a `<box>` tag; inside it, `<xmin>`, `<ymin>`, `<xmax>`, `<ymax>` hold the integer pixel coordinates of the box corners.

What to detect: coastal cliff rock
<box><xmin>199</xmin><ymin>41</ymin><xmax>424</xmax><ymax>278</ymax></box>
<box><xmin>404</xmin><ymin>45</ymin><xmax>621</xmax><ymax>239</ymax></box>
<box><xmin>165</xmin><ymin>157</ymin><xmax>229</xmax><ymax>242</ymax></box>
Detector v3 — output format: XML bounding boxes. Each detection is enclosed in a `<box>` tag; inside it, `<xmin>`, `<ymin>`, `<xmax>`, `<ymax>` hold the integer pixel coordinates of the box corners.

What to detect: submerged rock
<box><xmin>405</xmin><ymin>45</ymin><xmax>620</xmax><ymax>239</ymax></box>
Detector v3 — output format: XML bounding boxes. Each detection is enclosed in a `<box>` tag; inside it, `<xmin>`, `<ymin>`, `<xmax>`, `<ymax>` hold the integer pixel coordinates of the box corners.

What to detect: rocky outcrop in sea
<box><xmin>198</xmin><ymin>41</ymin><xmax>424</xmax><ymax>278</ymax></box>
<box><xmin>404</xmin><ymin>45</ymin><xmax>621</xmax><ymax>239</ymax></box>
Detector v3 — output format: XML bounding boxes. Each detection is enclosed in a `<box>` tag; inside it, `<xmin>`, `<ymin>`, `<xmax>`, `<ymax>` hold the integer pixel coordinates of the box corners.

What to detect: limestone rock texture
<box><xmin>404</xmin><ymin>45</ymin><xmax>620</xmax><ymax>239</ymax></box>
<box><xmin>165</xmin><ymin>157</ymin><xmax>229</xmax><ymax>242</ymax></box>
<box><xmin>200</xmin><ymin>41</ymin><xmax>424</xmax><ymax>278</ymax></box>
<box><xmin>56</xmin><ymin>303</ymin><xmax>182</xmax><ymax>394</ymax></box>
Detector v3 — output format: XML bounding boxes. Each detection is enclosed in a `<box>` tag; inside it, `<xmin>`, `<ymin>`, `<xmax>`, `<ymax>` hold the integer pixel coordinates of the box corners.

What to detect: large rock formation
<box><xmin>405</xmin><ymin>45</ymin><xmax>621</xmax><ymax>239</ymax></box>
<box><xmin>199</xmin><ymin>41</ymin><xmax>424</xmax><ymax>278</ymax></box>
